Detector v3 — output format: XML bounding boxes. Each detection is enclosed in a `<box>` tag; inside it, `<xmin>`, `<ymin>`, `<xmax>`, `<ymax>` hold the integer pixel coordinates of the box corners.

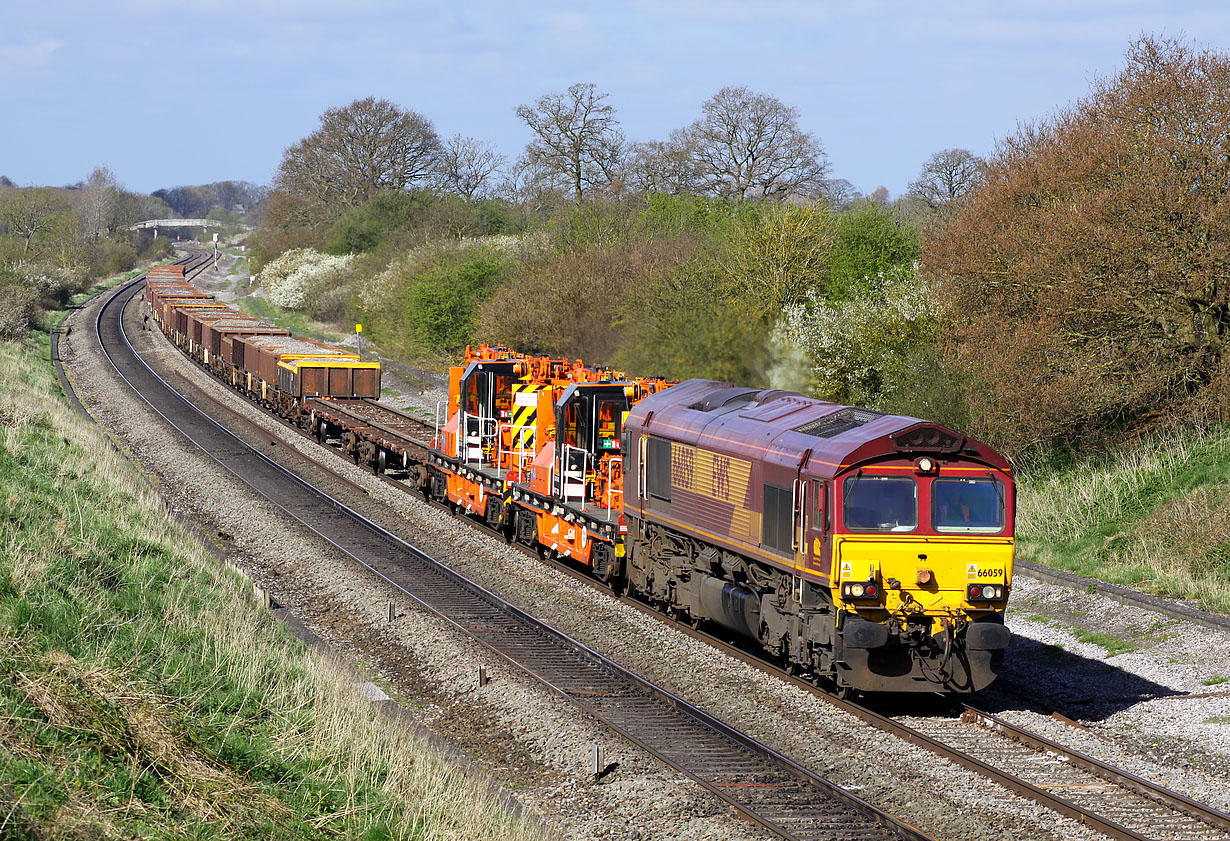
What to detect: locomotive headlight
<box><xmin>842</xmin><ymin>581</ymin><xmax>882</xmax><ymax>600</ymax></box>
<box><xmin>967</xmin><ymin>584</ymin><xmax>1004</xmax><ymax>601</ymax></box>
<box><xmin>915</xmin><ymin>456</ymin><xmax>936</xmax><ymax>475</ymax></box>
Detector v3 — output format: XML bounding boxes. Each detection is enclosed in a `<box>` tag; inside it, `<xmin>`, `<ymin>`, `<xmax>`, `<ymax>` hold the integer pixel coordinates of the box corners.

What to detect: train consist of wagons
<box><xmin>143</xmin><ymin>265</ymin><xmax>1015</xmax><ymax>695</ymax></box>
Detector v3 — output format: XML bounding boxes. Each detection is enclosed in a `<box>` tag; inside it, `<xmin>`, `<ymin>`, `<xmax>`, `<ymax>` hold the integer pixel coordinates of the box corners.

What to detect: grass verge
<box><xmin>1016</xmin><ymin>424</ymin><xmax>1230</xmax><ymax>614</ymax></box>
<box><xmin>0</xmin><ymin>324</ymin><xmax>539</xmax><ymax>839</ymax></box>
<box><xmin>236</xmin><ymin>296</ymin><xmax>348</xmax><ymax>344</ymax></box>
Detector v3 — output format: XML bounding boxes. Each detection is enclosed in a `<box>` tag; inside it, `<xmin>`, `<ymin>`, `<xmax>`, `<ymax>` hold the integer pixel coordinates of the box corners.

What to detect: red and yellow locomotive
<box><xmin>618</xmin><ymin>379</ymin><xmax>1013</xmax><ymax>694</ymax></box>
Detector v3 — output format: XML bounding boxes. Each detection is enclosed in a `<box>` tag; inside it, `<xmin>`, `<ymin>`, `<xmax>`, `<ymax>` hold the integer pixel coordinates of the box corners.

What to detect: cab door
<box><xmin>789</xmin><ymin>450</ymin><xmax>817</xmax><ymax>572</ymax></box>
<box><xmin>803</xmin><ymin>479</ymin><xmax>830</xmax><ymax>577</ymax></box>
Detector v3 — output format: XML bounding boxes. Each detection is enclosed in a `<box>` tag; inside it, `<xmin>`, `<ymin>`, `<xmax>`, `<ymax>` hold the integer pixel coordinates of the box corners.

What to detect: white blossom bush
<box><xmin>764</xmin><ymin>320</ymin><xmax>814</xmax><ymax>394</ymax></box>
<box><xmin>13</xmin><ymin>261</ymin><xmax>86</xmax><ymax>304</ymax></box>
<box><xmin>356</xmin><ymin>234</ymin><xmax>540</xmax><ymax>315</ymax></box>
<box><xmin>0</xmin><ymin>281</ymin><xmax>36</xmax><ymax>340</ymax></box>
<box><xmin>784</xmin><ymin>266</ymin><xmax>942</xmax><ymax>409</ymax></box>
<box><xmin>254</xmin><ymin>248</ymin><xmax>355</xmax><ymax>310</ymax></box>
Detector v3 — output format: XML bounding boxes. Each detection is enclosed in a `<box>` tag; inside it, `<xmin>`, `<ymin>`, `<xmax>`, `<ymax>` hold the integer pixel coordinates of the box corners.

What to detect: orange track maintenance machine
<box><xmin>426</xmin><ymin>344</ymin><xmax>673</xmax><ymax>577</ymax></box>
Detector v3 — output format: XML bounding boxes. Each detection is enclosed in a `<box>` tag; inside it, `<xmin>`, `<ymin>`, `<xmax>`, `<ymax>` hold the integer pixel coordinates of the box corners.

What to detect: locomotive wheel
<box><xmin>515</xmin><ymin>508</ymin><xmax>537</xmax><ymax>547</ymax></box>
<box><xmin>819</xmin><ymin>675</ymin><xmax>855</xmax><ymax>701</ymax></box>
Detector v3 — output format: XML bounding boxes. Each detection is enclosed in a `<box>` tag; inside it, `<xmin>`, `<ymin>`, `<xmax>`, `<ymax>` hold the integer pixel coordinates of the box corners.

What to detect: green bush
<box><xmin>364</xmin><ymin>247</ymin><xmax>511</xmax><ymax>358</ymax></box>
<box><xmin>88</xmin><ymin>240</ymin><xmax>138</xmax><ymax>277</ymax></box>
<box><xmin>0</xmin><ymin>268</ymin><xmax>38</xmax><ymax>340</ymax></box>
<box><xmin>636</xmin><ymin>193</ymin><xmax>761</xmax><ymax>242</ymax></box>
<box><xmin>324</xmin><ymin>191</ymin><xmax>437</xmax><ymax>255</ymax></box>
<box><xmin>478</xmin><ymin>239</ymin><xmax>694</xmax><ymax>363</ymax></box>
<box><xmin>140</xmin><ymin>234</ymin><xmax>175</xmax><ymax>260</ymax></box>
<box><xmin>475</xmin><ymin>199</ymin><xmax>520</xmax><ymax>235</ymax></box>
<box><xmin>827</xmin><ymin>202</ymin><xmax>920</xmax><ymax>293</ymax></box>
<box><xmin>615</xmin><ymin>262</ymin><xmax>766</xmax><ymax>384</ymax></box>
<box><xmin>325</xmin><ymin>193</ymin><xmax>521</xmax><ymax>257</ymax></box>
<box><xmin>546</xmin><ymin>200</ymin><xmax>641</xmax><ymax>250</ymax></box>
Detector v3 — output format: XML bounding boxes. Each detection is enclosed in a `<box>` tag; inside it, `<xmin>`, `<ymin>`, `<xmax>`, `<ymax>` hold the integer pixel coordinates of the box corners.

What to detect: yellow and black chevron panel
<box><xmin>510</xmin><ymin>382</ymin><xmax>540</xmax><ymax>449</ymax></box>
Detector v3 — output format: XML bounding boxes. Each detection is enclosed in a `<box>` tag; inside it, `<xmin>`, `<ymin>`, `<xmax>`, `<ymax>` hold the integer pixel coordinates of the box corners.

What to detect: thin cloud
<box><xmin>641</xmin><ymin>0</ymin><xmax>832</xmax><ymax>25</ymax></box>
<box><xmin>547</xmin><ymin>11</ymin><xmax>589</xmax><ymax>33</ymax></box>
<box><xmin>0</xmin><ymin>40</ymin><xmax>61</xmax><ymax>73</ymax></box>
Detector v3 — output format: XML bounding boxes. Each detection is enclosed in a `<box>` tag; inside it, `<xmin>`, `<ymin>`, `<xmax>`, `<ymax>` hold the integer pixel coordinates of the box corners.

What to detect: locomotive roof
<box><xmin>625</xmin><ymin>379</ymin><xmax>1010</xmax><ymax>477</ymax></box>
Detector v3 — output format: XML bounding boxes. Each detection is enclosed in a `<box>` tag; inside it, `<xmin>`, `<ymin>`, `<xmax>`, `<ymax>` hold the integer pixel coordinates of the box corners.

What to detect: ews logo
<box><xmin>711</xmin><ymin>455</ymin><xmax>730</xmax><ymax>501</ymax></box>
<box><xmin>672</xmin><ymin>446</ymin><xmax>695</xmax><ymax>490</ymax></box>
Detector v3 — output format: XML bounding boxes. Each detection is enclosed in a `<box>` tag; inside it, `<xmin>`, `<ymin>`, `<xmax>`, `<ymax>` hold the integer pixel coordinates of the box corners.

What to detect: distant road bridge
<box><xmin>130</xmin><ymin>218</ymin><xmax>253</xmax><ymax>233</ymax></box>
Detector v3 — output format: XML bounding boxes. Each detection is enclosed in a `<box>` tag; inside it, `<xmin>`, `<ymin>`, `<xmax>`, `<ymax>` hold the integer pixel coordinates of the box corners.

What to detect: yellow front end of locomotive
<box><xmin>831</xmin><ymin>536</ymin><xmax>1014</xmax><ymax>615</ymax></box>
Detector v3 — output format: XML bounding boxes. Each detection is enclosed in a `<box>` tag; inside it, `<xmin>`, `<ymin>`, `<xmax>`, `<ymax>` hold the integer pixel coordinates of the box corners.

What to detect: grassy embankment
<box><xmin>0</xmin><ymin>310</ymin><xmax>539</xmax><ymax>836</ymax></box>
<box><xmin>1016</xmin><ymin>424</ymin><xmax>1230</xmax><ymax>614</ymax></box>
<box><xmin>237</xmin><ymin>296</ymin><xmax>349</xmax><ymax>345</ymax></box>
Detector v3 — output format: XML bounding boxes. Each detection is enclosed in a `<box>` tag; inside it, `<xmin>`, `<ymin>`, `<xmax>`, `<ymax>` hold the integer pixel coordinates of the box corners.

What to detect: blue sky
<box><xmin>4</xmin><ymin>1</ymin><xmax>1230</xmax><ymax>199</ymax></box>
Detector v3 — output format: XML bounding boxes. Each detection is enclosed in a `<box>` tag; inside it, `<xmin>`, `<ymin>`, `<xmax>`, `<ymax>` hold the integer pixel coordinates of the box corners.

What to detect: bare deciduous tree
<box><xmin>681</xmin><ymin>86</ymin><xmax>829</xmax><ymax>201</ymax></box>
<box><xmin>908</xmin><ymin>148</ymin><xmax>984</xmax><ymax>211</ymax></box>
<box><xmin>515</xmin><ymin>82</ymin><xmax>624</xmax><ymax>204</ymax></box>
<box><xmin>819</xmin><ymin>178</ymin><xmax>861</xmax><ymax>211</ymax></box>
<box><xmin>0</xmin><ymin>187</ymin><xmax>71</xmax><ymax>253</ymax></box>
<box><xmin>81</xmin><ymin>165</ymin><xmax>120</xmax><ymax>239</ymax></box>
<box><xmin>625</xmin><ymin>139</ymin><xmax>702</xmax><ymax>195</ymax></box>
<box><xmin>274</xmin><ymin>96</ymin><xmax>441</xmax><ymax>221</ymax></box>
<box><xmin>435</xmin><ymin>135</ymin><xmax>506</xmax><ymax>201</ymax></box>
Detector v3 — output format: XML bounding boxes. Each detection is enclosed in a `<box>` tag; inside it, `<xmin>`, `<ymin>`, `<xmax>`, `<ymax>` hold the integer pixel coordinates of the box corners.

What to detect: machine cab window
<box><xmin>561</xmin><ymin>392</ymin><xmax>626</xmax><ymax>455</ymax></box>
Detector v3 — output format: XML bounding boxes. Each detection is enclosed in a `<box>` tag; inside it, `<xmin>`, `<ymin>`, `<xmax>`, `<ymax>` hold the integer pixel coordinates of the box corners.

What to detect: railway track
<box><xmin>97</xmin><ymin>277</ymin><xmax>932</xmax><ymax>841</ymax></box>
<box><xmin>51</xmin><ymin>255</ymin><xmax>210</xmax><ymax>414</ymax></box>
<box><xmin>99</xmin><ymin>265</ymin><xmax>1230</xmax><ymax>840</ymax></box>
